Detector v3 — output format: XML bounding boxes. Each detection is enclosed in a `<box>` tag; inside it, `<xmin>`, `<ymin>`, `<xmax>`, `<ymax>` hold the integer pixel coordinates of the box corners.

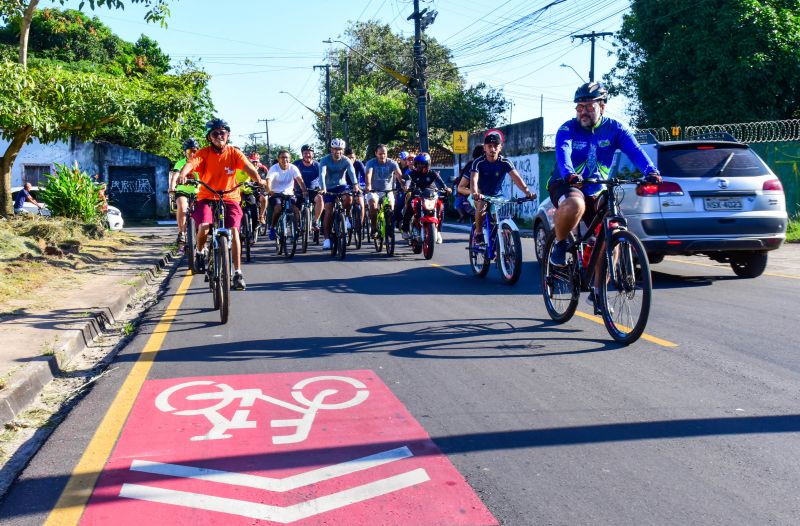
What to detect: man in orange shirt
<box><xmin>179</xmin><ymin>118</ymin><xmax>264</xmax><ymax>290</ymax></box>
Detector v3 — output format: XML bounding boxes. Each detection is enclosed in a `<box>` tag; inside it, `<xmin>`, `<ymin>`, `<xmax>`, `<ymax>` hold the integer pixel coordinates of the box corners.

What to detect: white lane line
<box><xmin>130</xmin><ymin>446</ymin><xmax>413</xmax><ymax>492</ymax></box>
<box><xmin>119</xmin><ymin>468</ymin><xmax>431</xmax><ymax>523</ymax></box>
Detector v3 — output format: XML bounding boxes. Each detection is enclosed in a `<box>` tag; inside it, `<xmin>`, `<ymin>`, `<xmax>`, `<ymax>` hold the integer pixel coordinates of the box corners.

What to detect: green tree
<box><xmin>608</xmin><ymin>0</ymin><xmax>800</xmax><ymax>127</ymax></box>
<box><xmin>321</xmin><ymin>20</ymin><xmax>507</xmax><ymax>155</ymax></box>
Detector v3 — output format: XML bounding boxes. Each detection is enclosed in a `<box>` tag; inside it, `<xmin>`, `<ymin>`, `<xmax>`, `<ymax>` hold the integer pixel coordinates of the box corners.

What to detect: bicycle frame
<box><xmin>476</xmin><ymin>196</ymin><xmax>529</xmax><ymax>263</ymax></box>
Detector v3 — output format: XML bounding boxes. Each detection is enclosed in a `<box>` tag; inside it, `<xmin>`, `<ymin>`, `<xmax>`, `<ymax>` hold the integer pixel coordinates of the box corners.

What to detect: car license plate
<box><xmin>704</xmin><ymin>197</ymin><xmax>743</xmax><ymax>210</ymax></box>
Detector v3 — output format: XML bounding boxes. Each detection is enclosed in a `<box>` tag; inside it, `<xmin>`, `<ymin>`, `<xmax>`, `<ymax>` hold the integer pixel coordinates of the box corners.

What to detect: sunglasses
<box><xmin>575</xmin><ymin>103</ymin><xmax>599</xmax><ymax>113</ymax></box>
<box><xmin>210</xmin><ymin>130</ymin><xmax>229</xmax><ymax>138</ymax></box>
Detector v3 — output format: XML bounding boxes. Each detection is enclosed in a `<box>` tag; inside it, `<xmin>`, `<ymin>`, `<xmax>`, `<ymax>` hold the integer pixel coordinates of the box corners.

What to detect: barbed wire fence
<box><xmin>542</xmin><ymin>119</ymin><xmax>800</xmax><ymax>149</ymax></box>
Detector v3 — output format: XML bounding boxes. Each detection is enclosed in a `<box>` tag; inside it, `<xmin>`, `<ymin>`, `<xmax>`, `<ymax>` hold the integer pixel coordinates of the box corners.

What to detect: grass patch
<box><xmin>122</xmin><ymin>322</ymin><xmax>134</xmax><ymax>336</ymax></box>
<box><xmin>787</xmin><ymin>212</ymin><xmax>800</xmax><ymax>242</ymax></box>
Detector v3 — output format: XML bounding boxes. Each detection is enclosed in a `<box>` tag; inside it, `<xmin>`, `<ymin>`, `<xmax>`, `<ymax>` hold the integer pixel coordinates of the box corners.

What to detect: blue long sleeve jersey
<box><xmin>552</xmin><ymin>116</ymin><xmax>657</xmax><ymax>196</ymax></box>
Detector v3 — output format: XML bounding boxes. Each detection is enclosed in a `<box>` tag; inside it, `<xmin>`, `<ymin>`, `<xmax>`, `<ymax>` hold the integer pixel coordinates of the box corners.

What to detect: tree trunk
<box><xmin>1</xmin><ymin>127</ymin><xmax>33</xmax><ymax>218</ymax></box>
<box><xmin>18</xmin><ymin>0</ymin><xmax>40</xmax><ymax>67</ymax></box>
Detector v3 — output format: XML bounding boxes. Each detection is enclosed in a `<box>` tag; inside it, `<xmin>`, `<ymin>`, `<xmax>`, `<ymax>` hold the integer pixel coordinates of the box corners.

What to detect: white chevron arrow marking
<box><xmin>119</xmin><ymin>468</ymin><xmax>430</xmax><ymax>523</ymax></box>
<box><xmin>129</xmin><ymin>446</ymin><xmax>413</xmax><ymax>492</ymax></box>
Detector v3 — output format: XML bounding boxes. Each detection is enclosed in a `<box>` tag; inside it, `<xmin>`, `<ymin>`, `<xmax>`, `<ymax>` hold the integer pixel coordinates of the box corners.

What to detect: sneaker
<box><xmin>436</xmin><ymin>231</ymin><xmax>443</xmax><ymax>244</ymax></box>
<box><xmin>258</xmin><ymin>223</ymin><xmax>267</xmax><ymax>236</ymax></box>
<box><xmin>549</xmin><ymin>239</ymin><xmax>569</xmax><ymax>267</ymax></box>
<box><xmin>345</xmin><ymin>218</ymin><xmax>352</xmax><ymax>230</ymax></box>
<box><xmin>268</xmin><ymin>228</ymin><xmax>276</xmax><ymax>241</ymax></box>
<box><xmin>401</xmin><ymin>231</ymin><xmax>410</xmax><ymax>240</ymax></box>
<box><xmin>323</xmin><ymin>239</ymin><xmax>331</xmax><ymax>249</ymax></box>
<box><xmin>194</xmin><ymin>252</ymin><xmax>204</xmax><ymax>272</ymax></box>
<box><xmin>474</xmin><ymin>231</ymin><xmax>485</xmax><ymax>245</ymax></box>
<box><xmin>232</xmin><ymin>272</ymin><xmax>246</xmax><ymax>291</ymax></box>
<box><xmin>586</xmin><ymin>289</ymin><xmax>613</xmax><ymax>316</ymax></box>
<box><xmin>372</xmin><ymin>230</ymin><xmax>380</xmax><ymax>239</ymax></box>
<box><xmin>177</xmin><ymin>232</ymin><xmax>186</xmax><ymax>245</ymax></box>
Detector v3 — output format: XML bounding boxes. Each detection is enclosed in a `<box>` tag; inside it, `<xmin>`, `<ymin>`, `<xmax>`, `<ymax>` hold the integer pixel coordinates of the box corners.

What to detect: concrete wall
<box><xmin>1</xmin><ymin>137</ymin><xmax>171</xmax><ymax>218</ymax></box>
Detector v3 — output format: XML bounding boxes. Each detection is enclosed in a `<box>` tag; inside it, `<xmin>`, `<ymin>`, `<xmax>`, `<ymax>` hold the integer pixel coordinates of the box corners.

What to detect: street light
<box><xmin>560</xmin><ymin>63</ymin><xmax>586</xmax><ymax>83</ymax></box>
<box><xmin>278</xmin><ymin>90</ymin><xmax>325</xmax><ymax>118</ymax></box>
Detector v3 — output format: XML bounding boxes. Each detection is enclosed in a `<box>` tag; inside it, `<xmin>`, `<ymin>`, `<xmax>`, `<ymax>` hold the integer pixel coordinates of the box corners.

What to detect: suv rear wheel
<box><xmin>730</xmin><ymin>251</ymin><xmax>768</xmax><ymax>278</ymax></box>
<box><xmin>533</xmin><ymin>220</ymin><xmax>548</xmax><ymax>262</ymax></box>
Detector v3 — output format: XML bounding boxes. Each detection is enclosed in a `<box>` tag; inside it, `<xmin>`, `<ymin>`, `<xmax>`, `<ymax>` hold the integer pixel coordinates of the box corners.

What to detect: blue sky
<box><xmin>59</xmin><ymin>0</ymin><xmax>630</xmax><ymax>153</ymax></box>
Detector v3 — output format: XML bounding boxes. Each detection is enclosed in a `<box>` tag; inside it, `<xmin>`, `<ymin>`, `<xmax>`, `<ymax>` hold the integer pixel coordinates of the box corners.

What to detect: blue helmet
<box><xmin>182</xmin><ymin>138</ymin><xmax>200</xmax><ymax>151</ymax></box>
<box><xmin>205</xmin><ymin>118</ymin><xmax>230</xmax><ymax>137</ymax></box>
<box><xmin>399</xmin><ymin>151</ymin><xmax>410</xmax><ymax>160</ymax></box>
<box><xmin>574</xmin><ymin>82</ymin><xmax>608</xmax><ymax>103</ymax></box>
<box><xmin>413</xmin><ymin>152</ymin><xmax>431</xmax><ymax>173</ymax></box>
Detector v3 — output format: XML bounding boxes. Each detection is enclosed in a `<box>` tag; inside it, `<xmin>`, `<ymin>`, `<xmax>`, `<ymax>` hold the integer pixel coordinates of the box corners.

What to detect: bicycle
<box><xmin>299</xmin><ymin>188</ymin><xmax>320</xmax><ymax>254</ymax></box>
<box><xmin>372</xmin><ymin>190</ymin><xmax>396</xmax><ymax>256</ymax></box>
<box><xmin>188</xmin><ymin>180</ymin><xmax>243</xmax><ymax>324</ymax></box>
<box><xmin>174</xmin><ymin>187</ymin><xmax>198</xmax><ymax>273</ymax></box>
<box><xmin>329</xmin><ymin>191</ymin><xmax>352</xmax><ymax>260</ymax></box>
<box><xmin>541</xmin><ymin>177</ymin><xmax>653</xmax><ymax>345</ymax></box>
<box><xmin>273</xmin><ymin>193</ymin><xmax>299</xmax><ymax>259</ymax></box>
<box><xmin>468</xmin><ymin>195</ymin><xmax>535</xmax><ymax>285</ymax></box>
<box><xmin>239</xmin><ymin>182</ymin><xmax>261</xmax><ymax>263</ymax></box>
<box><xmin>348</xmin><ymin>193</ymin><xmax>364</xmax><ymax>250</ymax></box>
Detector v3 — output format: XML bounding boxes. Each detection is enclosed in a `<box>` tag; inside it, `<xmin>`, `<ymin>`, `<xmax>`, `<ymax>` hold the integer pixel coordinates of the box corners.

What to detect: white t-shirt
<box><xmin>267</xmin><ymin>163</ymin><xmax>301</xmax><ymax>195</ymax></box>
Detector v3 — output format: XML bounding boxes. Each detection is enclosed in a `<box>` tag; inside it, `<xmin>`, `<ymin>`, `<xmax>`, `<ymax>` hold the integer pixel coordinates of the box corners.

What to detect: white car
<box><xmin>11</xmin><ymin>186</ymin><xmax>124</xmax><ymax>231</ymax></box>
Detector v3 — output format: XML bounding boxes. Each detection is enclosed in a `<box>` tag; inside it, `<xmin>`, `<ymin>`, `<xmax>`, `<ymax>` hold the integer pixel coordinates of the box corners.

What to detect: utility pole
<box><xmin>257</xmin><ymin>118</ymin><xmax>275</xmax><ymax>164</ymax></box>
<box><xmin>571</xmin><ymin>30</ymin><xmax>613</xmax><ymax>82</ymax></box>
<box><xmin>408</xmin><ymin>0</ymin><xmax>436</xmax><ymax>153</ymax></box>
<box><xmin>314</xmin><ymin>64</ymin><xmax>333</xmax><ymax>146</ymax></box>
<box><xmin>340</xmin><ymin>55</ymin><xmax>350</xmax><ymax>146</ymax></box>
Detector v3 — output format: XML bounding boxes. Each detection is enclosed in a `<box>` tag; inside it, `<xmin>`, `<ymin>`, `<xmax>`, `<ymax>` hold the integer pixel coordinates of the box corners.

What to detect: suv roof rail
<box><xmin>688</xmin><ymin>131</ymin><xmax>739</xmax><ymax>142</ymax></box>
<box><xmin>634</xmin><ymin>131</ymin><xmax>658</xmax><ymax>145</ymax></box>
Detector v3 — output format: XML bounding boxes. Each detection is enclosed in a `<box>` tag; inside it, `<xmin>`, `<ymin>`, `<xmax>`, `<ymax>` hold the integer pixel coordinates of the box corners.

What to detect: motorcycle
<box><xmin>408</xmin><ymin>188</ymin><xmax>445</xmax><ymax>260</ymax></box>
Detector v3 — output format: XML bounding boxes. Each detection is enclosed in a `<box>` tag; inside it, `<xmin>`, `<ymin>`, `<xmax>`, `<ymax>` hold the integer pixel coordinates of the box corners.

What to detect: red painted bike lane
<box><xmin>79</xmin><ymin>370</ymin><xmax>498</xmax><ymax>525</ymax></box>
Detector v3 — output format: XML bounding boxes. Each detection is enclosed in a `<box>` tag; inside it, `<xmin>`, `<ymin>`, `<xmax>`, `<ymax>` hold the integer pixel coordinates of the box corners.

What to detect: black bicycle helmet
<box><xmin>205</xmin><ymin>117</ymin><xmax>231</xmax><ymax>135</ymax></box>
<box><xmin>574</xmin><ymin>82</ymin><xmax>608</xmax><ymax>103</ymax></box>
<box><xmin>182</xmin><ymin>138</ymin><xmax>200</xmax><ymax>150</ymax></box>
<box><xmin>301</xmin><ymin>144</ymin><xmax>314</xmax><ymax>153</ymax></box>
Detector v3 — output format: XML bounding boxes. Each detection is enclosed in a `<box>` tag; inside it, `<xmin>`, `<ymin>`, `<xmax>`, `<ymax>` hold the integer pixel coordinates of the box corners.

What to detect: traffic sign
<box><xmin>80</xmin><ymin>370</ymin><xmax>498</xmax><ymax>525</ymax></box>
<box><xmin>453</xmin><ymin>130</ymin><xmax>469</xmax><ymax>154</ymax></box>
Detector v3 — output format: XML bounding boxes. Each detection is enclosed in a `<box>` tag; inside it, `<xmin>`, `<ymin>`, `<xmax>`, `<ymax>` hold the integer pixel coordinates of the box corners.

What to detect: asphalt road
<box><xmin>2</xmin><ymin>227</ymin><xmax>799</xmax><ymax>525</ymax></box>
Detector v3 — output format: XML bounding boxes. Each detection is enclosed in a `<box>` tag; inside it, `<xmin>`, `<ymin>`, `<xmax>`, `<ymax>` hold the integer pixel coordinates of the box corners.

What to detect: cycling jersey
<box><xmin>319</xmin><ymin>154</ymin><xmax>356</xmax><ymax>191</ymax></box>
<box><xmin>470</xmin><ymin>155</ymin><xmax>516</xmax><ymax>197</ymax></box>
<box><xmin>173</xmin><ymin>157</ymin><xmax>199</xmax><ymax>195</ymax></box>
<box><xmin>365</xmin><ymin>158</ymin><xmax>400</xmax><ymax>191</ymax></box>
<box><xmin>293</xmin><ymin>159</ymin><xmax>321</xmax><ymax>189</ymax></box>
<box><xmin>552</xmin><ymin>116</ymin><xmax>657</xmax><ymax>196</ymax></box>
<box><xmin>188</xmin><ymin>145</ymin><xmax>248</xmax><ymax>203</ymax></box>
<box><xmin>353</xmin><ymin>159</ymin><xmax>366</xmax><ymax>187</ymax></box>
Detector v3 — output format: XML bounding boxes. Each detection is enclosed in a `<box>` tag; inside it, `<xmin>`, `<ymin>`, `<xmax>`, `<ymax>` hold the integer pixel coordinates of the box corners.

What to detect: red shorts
<box><xmin>192</xmin><ymin>199</ymin><xmax>243</xmax><ymax>230</ymax></box>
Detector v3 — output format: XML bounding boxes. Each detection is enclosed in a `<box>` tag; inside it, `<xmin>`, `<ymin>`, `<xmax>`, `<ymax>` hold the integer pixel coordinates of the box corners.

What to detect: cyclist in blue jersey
<box><xmin>365</xmin><ymin>144</ymin><xmax>404</xmax><ymax>236</ymax></box>
<box><xmin>319</xmin><ymin>138</ymin><xmax>358</xmax><ymax>250</ymax></box>
<box><xmin>548</xmin><ymin>82</ymin><xmax>661</xmax><ymax>307</ymax></box>
<box><xmin>470</xmin><ymin>132</ymin><xmax>533</xmax><ymax>244</ymax></box>
<box><xmin>293</xmin><ymin>144</ymin><xmax>323</xmax><ymax>232</ymax></box>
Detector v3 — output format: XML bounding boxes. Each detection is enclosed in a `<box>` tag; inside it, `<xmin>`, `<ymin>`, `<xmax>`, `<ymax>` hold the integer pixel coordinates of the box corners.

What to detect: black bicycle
<box><xmin>239</xmin><ymin>182</ymin><xmax>262</xmax><ymax>263</ymax></box>
<box><xmin>272</xmin><ymin>193</ymin><xmax>299</xmax><ymax>259</ymax></box>
<box><xmin>348</xmin><ymin>193</ymin><xmax>364</xmax><ymax>250</ymax></box>
<box><xmin>175</xmin><ymin>188</ymin><xmax>198</xmax><ymax>273</ymax></box>
<box><xmin>329</xmin><ymin>191</ymin><xmax>353</xmax><ymax>260</ymax></box>
<box><xmin>188</xmin><ymin>180</ymin><xmax>243</xmax><ymax>324</ymax></box>
<box><xmin>541</xmin><ymin>177</ymin><xmax>653</xmax><ymax>344</ymax></box>
<box><xmin>299</xmin><ymin>188</ymin><xmax>320</xmax><ymax>253</ymax></box>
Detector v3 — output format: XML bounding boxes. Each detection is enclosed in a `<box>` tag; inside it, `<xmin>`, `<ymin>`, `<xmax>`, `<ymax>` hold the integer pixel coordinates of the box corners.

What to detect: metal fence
<box><xmin>542</xmin><ymin>119</ymin><xmax>800</xmax><ymax>148</ymax></box>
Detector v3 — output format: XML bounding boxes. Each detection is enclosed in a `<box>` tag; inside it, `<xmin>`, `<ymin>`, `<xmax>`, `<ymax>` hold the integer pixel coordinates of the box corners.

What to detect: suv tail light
<box><xmin>763</xmin><ymin>179</ymin><xmax>783</xmax><ymax>192</ymax></box>
<box><xmin>636</xmin><ymin>181</ymin><xmax>684</xmax><ymax>197</ymax></box>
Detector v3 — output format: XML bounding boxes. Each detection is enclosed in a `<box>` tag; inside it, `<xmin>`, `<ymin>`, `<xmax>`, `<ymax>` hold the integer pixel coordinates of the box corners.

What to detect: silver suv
<box><xmin>532</xmin><ymin>134</ymin><xmax>788</xmax><ymax>278</ymax></box>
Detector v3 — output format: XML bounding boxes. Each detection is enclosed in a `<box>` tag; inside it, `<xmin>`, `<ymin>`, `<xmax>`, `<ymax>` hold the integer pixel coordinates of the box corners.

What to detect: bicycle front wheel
<box><xmin>301</xmin><ymin>207</ymin><xmax>310</xmax><ymax>253</ymax></box>
<box><xmin>600</xmin><ymin>230</ymin><xmax>652</xmax><ymax>345</ymax></box>
<box><xmin>541</xmin><ymin>233</ymin><xmax>579</xmax><ymax>322</ymax></box>
<box><xmin>186</xmin><ymin>214</ymin><xmax>197</xmax><ymax>274</ymax></box>
<box><xmin>241</xmin><ymin>214</ymin><xmax>251</xmax><ymax>263</ymax></box>
<box><xmin>353</xmin><ymin>206</ymin><xmax>363</xmax><ymax>250</ymax></box>
<box><xmin>374</xmin><ymin>211</ymin><xmax>383</xmax><ymax>252</ymax></box>
<box><xmin>499</xmin><ymin>224</ymin><xmax>522</xmax><ymax>285</ymax></box>
<box><xmin>217</xmin><ymin>235</ymin><xmax>231</xmax><ymax>324</ymax></box>
<box><xmin>337</xmin><ymin>213</ymin><xmax>347</xmax><ymax>260</ymax></box>
<box><xmin>285</xmin><ymin>213</ymin><xmax>297</xmax><ymax>259</ymax></box>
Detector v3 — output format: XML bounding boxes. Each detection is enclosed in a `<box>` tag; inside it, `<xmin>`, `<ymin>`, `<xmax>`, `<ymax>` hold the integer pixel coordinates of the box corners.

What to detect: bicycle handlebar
<box><xmin>482</xmin><ymin>195</ymin><xmax>537</xmax><ymax>205</ymax></box>
<box><xmin>185</xmin><ymin>179</ymin><xmax>245</xmax><ymax>196</ymax></box>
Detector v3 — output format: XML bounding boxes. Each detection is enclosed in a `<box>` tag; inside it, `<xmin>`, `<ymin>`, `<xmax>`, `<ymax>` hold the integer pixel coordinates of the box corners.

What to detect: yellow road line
<box><xmin>44</xmin><ymin>273</ymin><xmax>194</xmax><ymax>526</ymax></box>
<box><xmin>663</xmin><ymin>257</ymin><xmax>800</xmax><ymax>280</ymax></box>
<box><xmin>429</xmin><ymin>263</ymin><xmax>466</xmax><ymax>276</ymax></box>
<box><xmin>574</xmin><ymin>310</ymin><xmax>678</xmax><ymax>348</ymax></box>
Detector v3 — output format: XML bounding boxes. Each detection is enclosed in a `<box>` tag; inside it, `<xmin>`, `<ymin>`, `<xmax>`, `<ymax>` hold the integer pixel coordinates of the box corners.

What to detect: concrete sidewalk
<box><xmin>0</xmin><ymin>226</ymin><xmax>179</xmax><ymax>424</ymax></box>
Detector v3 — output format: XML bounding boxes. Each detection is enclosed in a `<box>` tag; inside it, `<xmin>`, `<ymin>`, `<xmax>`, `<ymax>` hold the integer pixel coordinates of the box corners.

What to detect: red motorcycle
<box><xmin>408</xmin><ymin>188</ymin><xmax>445</xmax><ymax>260</ymax></box>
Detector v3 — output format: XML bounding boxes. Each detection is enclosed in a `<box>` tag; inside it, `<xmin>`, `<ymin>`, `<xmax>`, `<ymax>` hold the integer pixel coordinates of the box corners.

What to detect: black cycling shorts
<box><xmin>547</xmin><ymin>177</ymin><xmax>603</xmax><ymax>228</ymax></box>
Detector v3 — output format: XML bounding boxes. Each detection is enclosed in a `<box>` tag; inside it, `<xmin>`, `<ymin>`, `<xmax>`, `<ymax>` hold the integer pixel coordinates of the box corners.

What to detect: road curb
<box><xmin>0</xmin><ymin>248</ymin><xmax>181</xmax><ymax>425</ymax></box>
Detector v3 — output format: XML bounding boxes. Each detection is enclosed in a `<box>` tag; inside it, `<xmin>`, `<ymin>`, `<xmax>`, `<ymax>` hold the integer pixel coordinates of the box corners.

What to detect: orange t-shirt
<box><xmin>190</xmin><ymin>145</ymin><xmax>249</xmax><ymax>203</ymax></box>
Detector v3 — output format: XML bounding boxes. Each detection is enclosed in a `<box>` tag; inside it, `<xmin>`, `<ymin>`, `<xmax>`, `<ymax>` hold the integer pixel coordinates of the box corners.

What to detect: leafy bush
<box><xmin>40</xmin><ymin>163</ymin><xmax>103</xmax><ymax>222</ymax></box>
<box><xmin>788</xmin><ymin>211</ymin><xmax>800</xmax><ymax>242</ymax></box>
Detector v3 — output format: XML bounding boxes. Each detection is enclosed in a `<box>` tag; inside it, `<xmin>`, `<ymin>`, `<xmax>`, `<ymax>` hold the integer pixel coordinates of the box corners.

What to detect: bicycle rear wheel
<box><xmin>468</xmin><ymin>225</ymin><xmax>490</xmax><ymax>277</ymax></box>
<box><xmin>541</xmin><ymin>233</ymin><xmax>579</xmax><ymax>322</ymax></box>
<box><xmin>353</xmin><ymin>206</ymin><xmax>363</xmax><ymax>250</ymax></box>
<box><xmin>218</xmin><ymin>235</ymin><xmax>231</xmax><ymax>324</ymax></box>
<box><xmin>337</xmin><ymin>213</ymin><xmax>347</xmax><ymax>260</ymax></box>
<box><xmin>186</xmin><ymin>214</ymin><xmax>197</xmax><ymax>274</ymax></box>
<box><xmin>385</xmin><ymin>206</ymin><xmax>395</xmax><ymax>256</ymax></box>
<box><xmin>241</xmin><ymin>213</ymin><xmax>252</xmax><ymax>263</ymax></box>
<box><xmin>499</xmin><ymin>224</ymin><xmax>522</xmax><ymax>285</ymax></box>
<box><xmin>600</xmin><ymin>230</ymin><xmax>652</xmax><ymax>344</ymax></box>
<box><xmin>374</xmin><ymin>211</ymin><xmax>383</xmax><ymax>252</ymax></box>
<box><xmin>285</xmin><ymin>212</ymin><xmax>297</xmax><ymax>259</ymax></box>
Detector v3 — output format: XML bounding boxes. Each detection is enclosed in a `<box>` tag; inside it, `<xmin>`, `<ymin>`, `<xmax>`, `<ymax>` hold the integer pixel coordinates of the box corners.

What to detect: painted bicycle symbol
<box><xmin>154</xmin><ymin>375</ymin><xmax>370</xmax><ymax>443</ymax></box>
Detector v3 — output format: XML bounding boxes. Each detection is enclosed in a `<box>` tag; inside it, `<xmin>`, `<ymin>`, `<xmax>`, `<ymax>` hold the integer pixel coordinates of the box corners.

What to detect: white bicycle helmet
<box><xmin>330</xmin><ymin>138</ymin><xmax>346</xmax><ymax>149</ymax></box>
